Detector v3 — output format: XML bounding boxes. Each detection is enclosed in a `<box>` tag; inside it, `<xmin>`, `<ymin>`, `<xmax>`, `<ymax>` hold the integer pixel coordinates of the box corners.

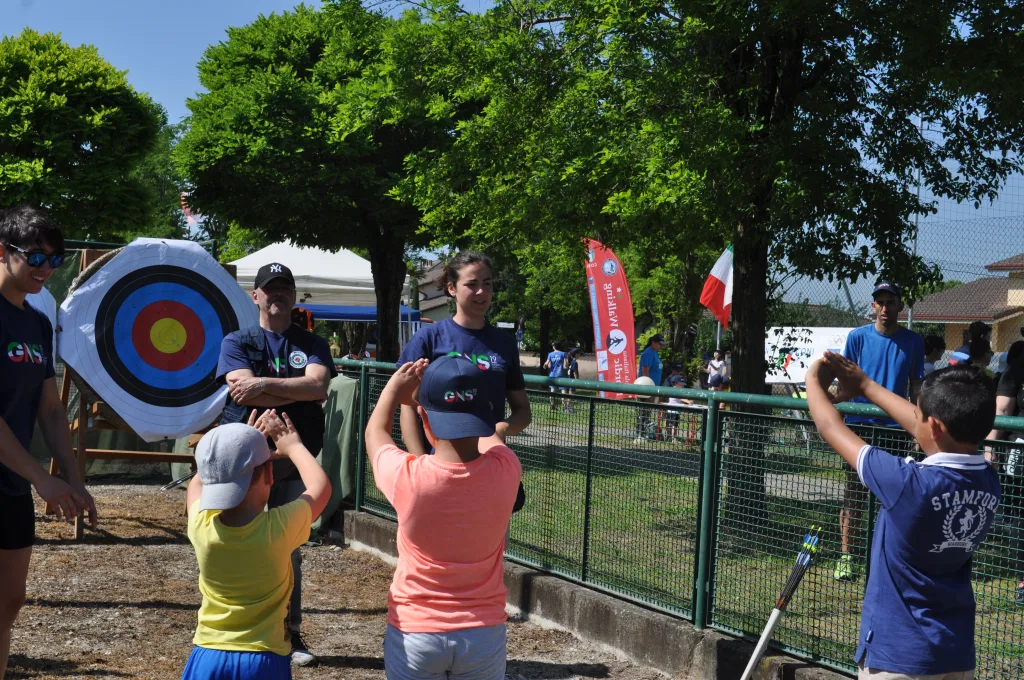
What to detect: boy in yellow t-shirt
<box><xmin>182</xmin><ymin>411</ymin><xmax>331</xmax><ymax>679</ymax></box>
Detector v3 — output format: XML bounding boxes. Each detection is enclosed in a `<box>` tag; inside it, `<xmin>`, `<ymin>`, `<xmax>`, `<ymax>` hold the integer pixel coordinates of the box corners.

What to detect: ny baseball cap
<box><xmin>195</xmin><ymin>423</ymin><xmax>273</xmax><ymax>511</ymax></box>
<box><xmin>255</xmin><ymin>262</ymin><xmax>295</xmax><ymax>289</ymax></box>
<box><xmin>871</xmin><ymin>281</ymin><xmax>902</xmax><ymax>299</ymax></box>
<box><xmin>418</xmin><ymin>355</ymin><xmax>496</xmax><ymax>440</ymax></box>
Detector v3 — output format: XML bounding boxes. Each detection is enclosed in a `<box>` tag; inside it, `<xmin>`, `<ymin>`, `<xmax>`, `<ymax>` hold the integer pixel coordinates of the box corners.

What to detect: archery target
<box><xmin>59</xmin><ymin>239</ymin><xmax>259</xmax><ymax>441</ymax></box>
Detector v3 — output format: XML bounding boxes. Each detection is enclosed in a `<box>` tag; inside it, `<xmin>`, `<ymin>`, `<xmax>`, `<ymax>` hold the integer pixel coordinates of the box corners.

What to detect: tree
<box><xmin>0</xmin><ymin>29</ymin><xmax>162</xmax><ymax>239</ymax></box>
<box><xmin>124</xmin><ymin>113</ymin><xmax>190</xmax><ymax>241</ymax></box>
<box><xmin>175</xmin><ymin>2</ymin><xmax>465</xmax><ymax>360</ymax></box>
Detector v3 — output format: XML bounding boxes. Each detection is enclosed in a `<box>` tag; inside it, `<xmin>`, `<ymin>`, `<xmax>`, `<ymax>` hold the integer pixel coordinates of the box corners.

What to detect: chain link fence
<box><xmin>343</xmin><ymin>360</ymin><xmax>1024</xmax><ymax>678</ymax></box>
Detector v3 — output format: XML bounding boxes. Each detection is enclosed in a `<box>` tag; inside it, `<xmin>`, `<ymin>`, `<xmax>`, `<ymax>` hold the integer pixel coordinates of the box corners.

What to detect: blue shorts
<box><xmin>181</xmin><ymin>646</ymin><xmax>291</xmax><ymax>680</ymax></box>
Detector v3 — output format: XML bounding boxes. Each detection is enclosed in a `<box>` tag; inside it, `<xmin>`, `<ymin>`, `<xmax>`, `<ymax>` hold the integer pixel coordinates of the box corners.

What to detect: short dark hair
<box><xmin>968</xmin><ymin>320</ymin><xmax>991</xmax><ymax>340</ymax></box>
<box><xmin>969</xmin><ymin>338</ymin><xmax>992</xmax><ymax>362</ymax></box>
<box><xmin>1008</xmin><ymin>340</ymin><xmax>1024</xmax><ymax>365</ymax></box>
<box><xmin>924</xmin><ymin>335</ymin><xmax>946</xmax><ymax>355</ymax></box>
<box><xmin>918</xmin><ymin>365</ymin><xmax>996</xmax><ymax>445</ymax></box>
<box><xmin>553</xmin><ymin>341</ymin><xmax>564</xmax><ymax>350</ymax></box>
<box><xmin>0</xmin><ymin>205</ymin><xmax>65</xmax><ymax>253</ymax></box>
<box><xmin>437</xmin><ymin>251</ymin><xmax>493</xmax><ymax>296</ymax></box>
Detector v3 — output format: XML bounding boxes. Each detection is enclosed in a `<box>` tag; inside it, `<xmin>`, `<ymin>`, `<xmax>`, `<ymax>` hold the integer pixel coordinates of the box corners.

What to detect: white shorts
<box><xmin>384</xmin><ymin>624</ymin><xmax>506</xmax><ymax>680</ymax></box>
<box><xmin>858</xmin><ymin>663</ymin><xmax>974</xmax><ymax>680</ymax></box>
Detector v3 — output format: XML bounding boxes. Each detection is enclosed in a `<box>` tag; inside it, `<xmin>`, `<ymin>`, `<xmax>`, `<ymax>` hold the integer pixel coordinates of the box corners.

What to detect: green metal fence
<box><xmin>337</xmin><ymin>359</ymin><xmax>1024</xmax><ymax>678</ymax></box>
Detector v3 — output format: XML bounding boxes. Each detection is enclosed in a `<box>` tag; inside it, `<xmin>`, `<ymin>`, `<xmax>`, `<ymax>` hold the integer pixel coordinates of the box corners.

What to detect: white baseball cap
<box><xmin>195</xmin><ymin>423</ymin><xmax>272</xmax><ymax>511</ymax></box>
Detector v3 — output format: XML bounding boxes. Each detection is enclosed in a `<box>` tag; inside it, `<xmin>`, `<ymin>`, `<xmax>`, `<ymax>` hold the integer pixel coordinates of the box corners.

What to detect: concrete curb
<box><xmin>344</xmin><ymin>510</ymin><xmax>849</xmax><ymax>680</ymax></box>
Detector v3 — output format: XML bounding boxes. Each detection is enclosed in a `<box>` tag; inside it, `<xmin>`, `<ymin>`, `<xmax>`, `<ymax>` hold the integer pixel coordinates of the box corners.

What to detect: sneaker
<box><xmin>1015</xmin><ymin>582</ymin><xmax>1024</xmax><ymax>606</ymax></box>
<box><xmin>833</xmin><ymin>554</ymin><xmax>859</xmax><ymax>582</ymax></box>
<box><xmin>290</xmin><ymin>633</ymin><xmax>315</xmax><ymax>667</ymax></box>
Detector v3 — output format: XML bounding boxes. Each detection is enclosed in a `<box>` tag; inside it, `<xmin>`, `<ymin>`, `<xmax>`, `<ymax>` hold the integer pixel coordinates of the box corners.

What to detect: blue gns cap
<box><xmin>419</xmin><ymin>355</ymin><xmax>496</xmax><ymax>440</ymax></box>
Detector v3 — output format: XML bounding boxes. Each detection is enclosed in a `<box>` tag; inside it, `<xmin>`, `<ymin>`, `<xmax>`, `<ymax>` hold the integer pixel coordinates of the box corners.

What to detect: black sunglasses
<box><xmin>6</xmin><ymin>243</ymin><xmax>65</xmax><ymax>269</ymax></box>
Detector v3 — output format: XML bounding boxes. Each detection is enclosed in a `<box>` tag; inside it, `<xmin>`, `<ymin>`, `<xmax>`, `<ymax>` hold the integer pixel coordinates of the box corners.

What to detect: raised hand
<box><xmin>822</xmin><ymin>351</ymin><xmax>871</xmax><ymax>402</ymax></box>
<box><xmin>386</xmin><ymin>359</ymin><xmax>429</xmax><ymax>406</ymax></box>
<box><xmin>254</xmin><ymin>409</ymin><xmax>303</xmax><ymax>455</ymax></box>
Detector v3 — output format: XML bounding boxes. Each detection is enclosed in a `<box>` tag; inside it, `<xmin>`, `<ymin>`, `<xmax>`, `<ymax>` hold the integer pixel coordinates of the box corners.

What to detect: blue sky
<box><xmin>1</xmin><ymin>0</ymin><xmax>313</xmax><ymax>123</ymax></box>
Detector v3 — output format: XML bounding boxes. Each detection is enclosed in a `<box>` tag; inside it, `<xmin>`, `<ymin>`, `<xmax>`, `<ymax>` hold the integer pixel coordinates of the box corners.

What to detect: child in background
<box><xmin>664</xmin><ymin>364</ymin><xmax>693</xmax><ymax>441</ymax></box>
<box><xmin>923</xmin><ymin>335</ymin><xmax>946</xmax><ymax>375</ymax></box>
<box><xmin>543</xmin><ymin>342</ymin><xmax>568</xmax><ymax>410</ymax></box>
<box><xmin>806</xmin><ymin>353</ymin><xmax>999</xmax><ymax>679</ymax></box>
<box><xmin>365</xmin><ymin>357</ymin><xmax>522</xmax><ymax>680</ymax></box>
<box><xmin>182</xmin><ymin>412</ymin><xmax>331</xmax><ymax>680</ymax></box>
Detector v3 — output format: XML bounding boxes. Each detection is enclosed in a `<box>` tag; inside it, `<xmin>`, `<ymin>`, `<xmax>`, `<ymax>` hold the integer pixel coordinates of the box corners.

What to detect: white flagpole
<box><xmin>716</xmin><ymin>322</ymin><xmax>722</xmax><ymax>350</ymax></box>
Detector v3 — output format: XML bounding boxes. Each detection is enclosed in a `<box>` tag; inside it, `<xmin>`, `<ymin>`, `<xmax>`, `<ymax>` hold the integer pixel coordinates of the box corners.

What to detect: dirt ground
<box><xmin>9</xmin><ymin>483</ymin><xmax>666</xmax><ymax>680</ymax></box>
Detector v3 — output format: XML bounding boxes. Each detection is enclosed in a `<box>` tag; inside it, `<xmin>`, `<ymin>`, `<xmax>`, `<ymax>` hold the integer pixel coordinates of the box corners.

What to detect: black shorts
<box><xmin>0</xmin><ymin>491</ymin><xmax>35</xmax><ymax>550</ymax></box>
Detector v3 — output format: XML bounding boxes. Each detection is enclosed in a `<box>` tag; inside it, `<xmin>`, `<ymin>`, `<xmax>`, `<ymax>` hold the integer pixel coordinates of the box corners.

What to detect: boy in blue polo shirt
<box><xmin>806</xmin><ymin>352</ymin><xmax>999</xmax><ymax>679</ymax></box>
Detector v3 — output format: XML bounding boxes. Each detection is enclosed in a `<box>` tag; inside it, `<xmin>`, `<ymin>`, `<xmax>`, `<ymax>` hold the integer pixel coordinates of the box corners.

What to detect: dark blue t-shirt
<box><xmin>1</xmin><ymin>295</ymin><xmax>56</xmax><ymax>496</ymax></box>
<box><xmin>843</xmin><ymin>324</ymin><xmax>924</xmax><ymax>426</ymax></box>
<box><xmin>398</xmin><ymin>318</ymin><xmax>526</xmax><ymax>426</ymax></box>
<box><xmin>639</xmin><ymin>346</ymin><xmax>663</xmax><ymax>388</ymax></box>
<box><xmin>855</xmin><ymin>446</ymin><xmax>1000</xmax><ymax>674</ymax></box>
<box><xmin>546</xmin><ymin>350</ymin><xmax>567</xmax><ymax>378</ymax></box>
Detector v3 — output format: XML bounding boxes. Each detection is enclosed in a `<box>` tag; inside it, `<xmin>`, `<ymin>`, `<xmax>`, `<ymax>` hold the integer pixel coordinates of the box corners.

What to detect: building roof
<box><xmin>898</xmin><ymin>277</ymin><xmax>1024</xmax><ymax>322</ymax></box>
<box><xmin>985</xmin><ymin>252</ymin><xmax>1024</xmax><ymax>272</ymax></box>
<box><xmin>417</xmin><ymin>260</ymin><xmax>446</xmax><ymax>302</ymax></box>
<box><xmin>419</xmin><ymin>295</ymin><xmax>451</xmax><ymax>312</ymax></box>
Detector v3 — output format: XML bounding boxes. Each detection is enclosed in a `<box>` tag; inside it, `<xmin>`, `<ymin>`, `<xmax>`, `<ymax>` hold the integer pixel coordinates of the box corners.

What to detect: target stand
<box><xmin>48</xmin><ymin>247</ymin><xmax>247</xmax><ymax>539</ymax></box>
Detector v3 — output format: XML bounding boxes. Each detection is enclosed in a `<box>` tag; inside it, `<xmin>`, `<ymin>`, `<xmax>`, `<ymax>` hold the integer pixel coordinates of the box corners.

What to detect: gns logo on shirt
<box><xmin>446</xmin><ymin>351</ymin><xmax>501</xmax><ymax>372</ymax></box>
<box><xmin>7</xmin><ymin>341</ymin><xmax>46</xmax><ymax>365</ymax></box>
<box><xmin>444</xmin><ymin>388</ymin><xmax>478</xmax><ymax>403</ymax></box>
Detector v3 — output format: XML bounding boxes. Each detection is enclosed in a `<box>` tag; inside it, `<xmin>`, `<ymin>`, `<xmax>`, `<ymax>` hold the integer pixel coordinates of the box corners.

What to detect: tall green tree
<box><xmin>0</xmin><ymin>29</ymin><xmax>162</xmax><ymax>239</ymax></box>
<box><xmin>174</xmin><ymin>2</ymin><xmax>471</xmax><ymax>360</ymax></box>
<box><xmin>410</xmin><ymin>0</ymin><xmax>1024</xmax><ymax>399</ymax></box>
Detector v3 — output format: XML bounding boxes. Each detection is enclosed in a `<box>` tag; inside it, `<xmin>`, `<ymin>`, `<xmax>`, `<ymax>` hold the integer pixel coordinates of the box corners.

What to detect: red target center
<box><xmin>132</xmin><ymin>301</ymin><xmax>206</xmax><ymax>371</ymax></box>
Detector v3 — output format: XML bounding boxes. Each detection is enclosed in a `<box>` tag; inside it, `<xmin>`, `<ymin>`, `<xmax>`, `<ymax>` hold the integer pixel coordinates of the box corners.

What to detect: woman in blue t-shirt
<box><xmin>398</xmin><ymin>252</ymin><xmax>532</xmax><ymax>456</ymax></box>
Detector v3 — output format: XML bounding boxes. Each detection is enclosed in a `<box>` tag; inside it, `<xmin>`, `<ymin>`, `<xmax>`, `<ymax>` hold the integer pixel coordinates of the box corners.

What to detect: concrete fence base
<box><xmin>343</xmin><ymin>510</ymin><xmax>847</xmax><ymax>680</ymax></box>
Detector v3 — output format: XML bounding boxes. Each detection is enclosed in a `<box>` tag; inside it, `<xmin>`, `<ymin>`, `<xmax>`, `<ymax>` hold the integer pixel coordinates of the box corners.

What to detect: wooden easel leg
<box><xmin>46</xmin><ymin>365</ymin><xmax>75</xmax><ymax>516</ymax></box>
<box><xmin>74</xmin><ymin>392</ymin><xmax>88</xmax><ymax>540</ymax></box>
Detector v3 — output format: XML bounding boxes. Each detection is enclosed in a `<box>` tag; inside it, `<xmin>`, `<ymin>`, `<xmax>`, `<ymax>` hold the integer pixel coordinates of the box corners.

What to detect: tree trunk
<box><xmin>367</xmin><ymin>235</ymin><xmax>407</xmax><ymax>363</ymax></box>
<box><xmin>722</xmin><ymin>213</ymin><xmax>771</xmax><ymax>530</ymax></box>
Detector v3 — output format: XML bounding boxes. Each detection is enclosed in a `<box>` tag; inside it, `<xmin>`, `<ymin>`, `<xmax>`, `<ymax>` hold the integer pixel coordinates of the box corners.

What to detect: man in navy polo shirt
<box><xmin>807</xmin><ymin>353</ymin><xmax>999</xmax><ymax>679</ymax></box>
<box><xmin>835</xmin><ymin>282</ymin><xmax>925</xmax><ymax>581</ymax></box>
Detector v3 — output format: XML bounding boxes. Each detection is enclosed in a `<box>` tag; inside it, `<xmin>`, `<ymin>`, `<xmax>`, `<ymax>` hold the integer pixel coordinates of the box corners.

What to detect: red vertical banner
<box><xmin>583</xmin><ymin>239</ymin><xmax>636</xmax><ymax>398</ymax></box>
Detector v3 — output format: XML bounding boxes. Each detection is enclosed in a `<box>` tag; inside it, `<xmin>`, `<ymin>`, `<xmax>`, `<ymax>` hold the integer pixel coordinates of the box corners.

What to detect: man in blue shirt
<box><xmin>807</xmin><ymin>353</ymin><xmax>999</xmax><ymax>678</ymax></box>
<box><xmin>835</xmin><ymin>282</ymin><xmax>925</xmax><ymax>581</ymax></box>
<box><xmin>215</xmin><ymin>262</ymin><xmax>335</xmax><ymax>667</ymax></box>
<box><xmin>544</xmin><ymin>342</ymin><xmax>568</xmax><ymax>410</ymax></box>
<box><xmin>635</xmin><ymin>334</ymin><xmax>665</xmax><ymax>441</ymax></box>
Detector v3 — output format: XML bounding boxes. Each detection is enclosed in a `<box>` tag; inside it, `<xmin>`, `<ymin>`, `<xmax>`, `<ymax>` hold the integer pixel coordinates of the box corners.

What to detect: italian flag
<box><xmin>700</xmin><ymin>245</ymin><xmax>733</xmax><ymax>328</ymax></box>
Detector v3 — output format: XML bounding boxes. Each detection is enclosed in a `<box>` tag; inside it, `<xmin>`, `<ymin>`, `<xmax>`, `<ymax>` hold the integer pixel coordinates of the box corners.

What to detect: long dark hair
<box><xmin>437</xmin><ymin>251</ymin><xmax>493</xmax><ymax>297</ymax></box>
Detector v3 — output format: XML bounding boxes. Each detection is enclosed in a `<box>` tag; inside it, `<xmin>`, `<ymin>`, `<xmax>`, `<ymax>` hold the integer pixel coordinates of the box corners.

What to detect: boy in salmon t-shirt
<box><xmin>365</xmin><ymin>356</ymin><xmax>523</xmax><ymax>680</ymax></box>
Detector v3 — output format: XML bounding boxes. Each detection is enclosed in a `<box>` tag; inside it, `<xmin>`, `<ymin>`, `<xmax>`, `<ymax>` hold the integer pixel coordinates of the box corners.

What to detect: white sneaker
<box><xmin>290</xmin><ymin>633</ymin><xmax>315</xmax><ymax>667</ymax></box>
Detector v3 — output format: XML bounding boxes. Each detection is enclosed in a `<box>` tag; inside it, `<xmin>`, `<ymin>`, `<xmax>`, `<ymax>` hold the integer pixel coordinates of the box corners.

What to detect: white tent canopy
<box><xmin>231</xmin><ymin>242</ymin><xmax>409</xmax><ymax>307</ymax></box>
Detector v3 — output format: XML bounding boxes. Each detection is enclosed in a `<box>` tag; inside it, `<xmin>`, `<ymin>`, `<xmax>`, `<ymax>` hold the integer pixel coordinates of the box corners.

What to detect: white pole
<box><xmin>716</xmin><ymin>322</ymin><xmax>722</xmax><ymax>350</ymax></box>
<box><xmin>739</xmin><ymin>608</ymin><xmax>785</xmax><ymax>680</ymax></box>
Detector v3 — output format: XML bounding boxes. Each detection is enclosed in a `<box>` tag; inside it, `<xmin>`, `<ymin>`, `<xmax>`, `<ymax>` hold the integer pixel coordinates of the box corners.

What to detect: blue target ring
<box><xmin>112</xmin><ymin>283</ymin><xmax>222</xmax><ymax>389</ymax></box>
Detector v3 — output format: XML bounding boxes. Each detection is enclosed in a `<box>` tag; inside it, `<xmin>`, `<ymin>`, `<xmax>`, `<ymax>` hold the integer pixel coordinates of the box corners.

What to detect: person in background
<box><xmin>543</xmin><ymin>342</ymin><xmax>568</xmax><ymax>411</ymax></box>
<box><xmin>923</xmin><ymin>335</ymin><xmax>946</xmax><ymax>375</ymax></box>
<box><xmin>366</xmin><ymin>358</ymin><xmax>521</xmax><ymax>680</ymax></box>
<box><xmin>635</xmin><ymin>335</ymin><xmax>665</xmax><ymax>441</ymax></box>
<box><xmin>985</xmin><ymin>339</ymin><xmax>1024</xmax><ymax>605</ymax></box>
<box><xmin>950</xmin><ymin>321</ymin><xmax>991</xmax><ymax>365</ymax></box>
<box><xmin>834</xmin><ymin>281</ymin><xmax>925</xmax><ymax>583</ymax></box>
<box><xmin>216</xmin><ymin>262</ymin><xmax>335</xmax><ymax>666</ymax></box>
<box><xmin>704</xmin><ymin>349</ymin><xmax>727</xmax><ymax>390</ymax></box>
<box><xmin>664</xmin><ymin>364</ymin><xmax>695</xmax><ymax>442</ymax></box>
<box><xmin>969</xmin><ymin>338</ymin><xmax>996</xmax><ymax>381</ymax></box>
<box><xmin>0</xmin><ymin>206</ymin><xmax>98</xmax><ymax>678</ymax></box>
<box><xmin>723</xmin><ymin>350</ymin><xmax>733</xmax><ymax>387</ymax></box>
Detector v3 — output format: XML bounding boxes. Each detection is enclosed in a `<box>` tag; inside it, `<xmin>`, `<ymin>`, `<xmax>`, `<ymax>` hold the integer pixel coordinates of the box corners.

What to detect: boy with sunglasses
<box><xmin>0</xmin><ymin>205</ymin><xmax>96</xmax><ymax>677</ymax></box>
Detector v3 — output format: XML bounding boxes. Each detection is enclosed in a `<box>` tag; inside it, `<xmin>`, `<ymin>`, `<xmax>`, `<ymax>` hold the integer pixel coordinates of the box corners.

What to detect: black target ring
<box><xmin>95</xmin><ymin>265</ymin><xmax>240</xmax><ymax>408</ymax></box>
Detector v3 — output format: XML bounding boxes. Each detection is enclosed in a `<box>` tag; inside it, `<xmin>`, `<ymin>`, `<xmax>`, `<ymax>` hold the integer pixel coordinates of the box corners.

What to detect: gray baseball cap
<box><xmin>195</xmin><ymin>423</ymin><xmax>273</xmax><ymax>511</ymax></box>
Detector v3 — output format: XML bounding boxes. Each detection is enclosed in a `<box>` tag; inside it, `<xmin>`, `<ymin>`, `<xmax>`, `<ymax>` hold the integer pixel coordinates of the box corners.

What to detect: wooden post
<box><xmin>74</xmin><ymin>390</ymin><xmax>88</xmax><ymax>540</ymax></box>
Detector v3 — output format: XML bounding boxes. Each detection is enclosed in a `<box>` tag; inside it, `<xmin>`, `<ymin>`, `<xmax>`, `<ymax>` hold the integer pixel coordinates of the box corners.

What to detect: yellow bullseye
<box><xmin>150</xmin><ymin>318</ymin><xmax>187</xmax><ymax>354</ymax></box>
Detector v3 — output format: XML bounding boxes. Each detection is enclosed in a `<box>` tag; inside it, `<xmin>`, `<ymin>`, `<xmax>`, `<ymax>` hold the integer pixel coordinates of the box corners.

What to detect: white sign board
<box><xmin>765</xmin><ymin>327</ymin><xmax>853</xmax><ymax>384</ymax></box>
